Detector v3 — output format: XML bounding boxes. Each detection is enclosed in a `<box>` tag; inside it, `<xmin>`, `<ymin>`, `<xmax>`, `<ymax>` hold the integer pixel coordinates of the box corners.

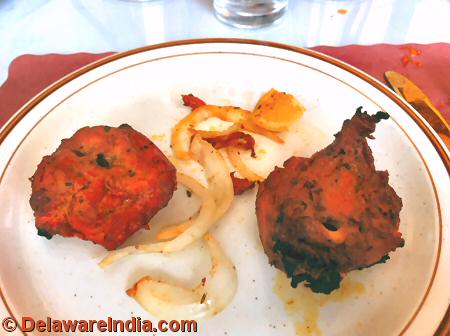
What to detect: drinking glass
<box><xmin>214</xmin><ymin>0</ymin><xmax>288</xmax><ymax>28</ymax></box>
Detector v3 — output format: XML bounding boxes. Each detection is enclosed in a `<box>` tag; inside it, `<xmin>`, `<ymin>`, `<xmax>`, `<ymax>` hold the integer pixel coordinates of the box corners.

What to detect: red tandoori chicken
<box><xmin>256</xmin><ymin>109</ymin><xmax>404</xmax><ymax>293</ymax></box>
<box><xmin>30</xmin><ymin>124</ymin><xmax>176</xmax><ymax>250</ymax></box>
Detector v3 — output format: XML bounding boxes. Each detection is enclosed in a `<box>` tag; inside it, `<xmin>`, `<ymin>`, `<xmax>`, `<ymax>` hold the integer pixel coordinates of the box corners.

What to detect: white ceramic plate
<box><xmin>0</xmin><ymin>40</ymin><xmax>448</xmax><ymax>336</ymax></box>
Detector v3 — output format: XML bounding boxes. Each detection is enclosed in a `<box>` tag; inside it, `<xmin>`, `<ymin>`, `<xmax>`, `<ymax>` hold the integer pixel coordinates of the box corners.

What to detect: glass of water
<box><xmin>214</xmin><ymin>0</ymin><xmax>288</xmax><ymax>28</ymax></box>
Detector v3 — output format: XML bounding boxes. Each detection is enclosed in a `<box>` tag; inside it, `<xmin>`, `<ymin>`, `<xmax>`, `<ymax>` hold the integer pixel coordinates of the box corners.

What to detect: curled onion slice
<box><xmin>99</xmin><ymin>172</ymin><xmax>216</xmax><ymax>268</ymax></box>
<box><xmin>156</xmin><ymin>221</ymin><xmax>192</xmax><ymax>241</ymax></box>
<box><xmin>241</xmin><ymin>119</ymin><xmax>284</xmax><ymax>144</ymax></box>
<box><xmin>127</xmin><ymin>235</ymin><xmax>237</xmax><ymax>319</ymax></box>
<box><xmin>190</xmin><ymin>123</ymin><xmax>241</xmax><ymax>139</ymax></box>
<box><xmin>172</xmin><ymin>105</ymin><xmax>251</xmax><ymax>160</ymax></box>
<box><xmin>156</xmin><ymin>137</ymin><xmax>236</xmax><ymax>240</ymax></box>
<box><xmin>227</xmin><ymin>147</ymin><xmax>264</xmax><ymax>182</ymax></box>
<box><xmin>190</xmin><ymin>135</ymin><xmax>234</xmax><ymax>220</ymax></box>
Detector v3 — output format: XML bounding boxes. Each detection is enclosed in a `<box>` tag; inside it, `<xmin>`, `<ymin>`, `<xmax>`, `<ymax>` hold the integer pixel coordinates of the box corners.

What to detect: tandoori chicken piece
<box><xmin>256</xmin><ymin>108</ymin><xmax>404</xmax><ymax>293</ymax></box>
<box><xmin>30</xmin><ymin>124</ymin><xmax>176</xmax><ymax>250</ymax></box>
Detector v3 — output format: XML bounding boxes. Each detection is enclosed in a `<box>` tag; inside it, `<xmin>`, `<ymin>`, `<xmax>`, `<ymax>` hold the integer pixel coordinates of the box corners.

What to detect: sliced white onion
<box><xmin>126</xmin><ymin>277</ymin><xmax>208</xmax><ymax>319</ymax></box>
<box><xmin>227</xmin><ymin>146</ymin><xmax>264</xmax><ymax>182</ymax></box>
<box><xmin>241</xmin><ymin>119</ymin><xmax>284</xmax><ymax>144</ymax></box>
<box><xmin>155</xmin><ymin>221</ymin><xmax>193</xmax><ymax>241</ymax></box>
<box><xmin>127</xmin><ymin>235</ymin><xmax>237</xmax><ymax>319</ymax></box>
<box><xmin>155</xmin><ymin>140</ymin><xmax>234</xmax><ymax>241</ymax></box>
<box><xmin>190</xmin><ymin>135</ymin><xmax>234</xmax><ymax>220</ymax></box>
<box><xmin>172</xmin><ymin>105</ymin><xmax>251</xmax><ymax>160</ymax></box>
<box><xmin>200</xmin><ymin>234</ymin><xmax>238</xmax><ymax>317</ymax></box>
<box><xmin>190</xmin><ymin>123</ymin><xmax>241</xmax><ymax>139</ymax></box>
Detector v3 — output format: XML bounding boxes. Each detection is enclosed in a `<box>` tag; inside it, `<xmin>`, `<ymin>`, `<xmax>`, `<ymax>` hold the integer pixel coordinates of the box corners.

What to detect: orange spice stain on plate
<box><xmin>274</xmin><ymin>271</ymin><xmax>365</xmax><ymax>336</ymax></box>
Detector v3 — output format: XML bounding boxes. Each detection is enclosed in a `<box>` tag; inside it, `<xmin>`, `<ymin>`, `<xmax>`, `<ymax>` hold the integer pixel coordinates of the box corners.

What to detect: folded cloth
<box><xmin>1</xmin><ymin>44</ymin><xmax>449</xmax><ymax>129</ymax></box>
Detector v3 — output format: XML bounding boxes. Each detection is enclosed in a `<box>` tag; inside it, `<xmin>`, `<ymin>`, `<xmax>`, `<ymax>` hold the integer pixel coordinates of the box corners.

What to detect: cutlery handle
<box><xmin>424</xmin><ymin>98</ymin><xmax>450</xmax><ymax>130</ymax></box>
<box><xmin>409</xmin><ymin>100</ymin><xmax>450</xmax><ymax>150</ymax></box>
<box><xmin>411</xmin><ymin>100</ymin><xmax>450</xmax><ymax>136</ymax></box>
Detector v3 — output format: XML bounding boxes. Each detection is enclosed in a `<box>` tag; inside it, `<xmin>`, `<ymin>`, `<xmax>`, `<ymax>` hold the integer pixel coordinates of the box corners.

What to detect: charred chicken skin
<box><xmin>256</xmin><ymin>109</ymin><xmax>404</xmax><ymax>293</ymax></box>
<box><xmin>30</xmin><ymin>124</ymin><xmax>176</xmax><ymax>250</ymax></box>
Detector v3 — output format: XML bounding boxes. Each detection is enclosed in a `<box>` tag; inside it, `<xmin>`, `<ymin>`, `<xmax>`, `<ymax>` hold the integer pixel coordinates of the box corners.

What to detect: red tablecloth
<box><xmin>1</xmin><ymin>43</ymin><xmax>449</xmax><ymax>128</ymax></box>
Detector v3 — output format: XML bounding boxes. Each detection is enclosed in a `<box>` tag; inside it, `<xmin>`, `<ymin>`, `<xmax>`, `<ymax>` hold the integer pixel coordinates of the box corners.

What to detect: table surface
<box><xmin>1</xmin><ymin>0</ymin><xmax>450</xmax><ymax>85</ymax></box>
